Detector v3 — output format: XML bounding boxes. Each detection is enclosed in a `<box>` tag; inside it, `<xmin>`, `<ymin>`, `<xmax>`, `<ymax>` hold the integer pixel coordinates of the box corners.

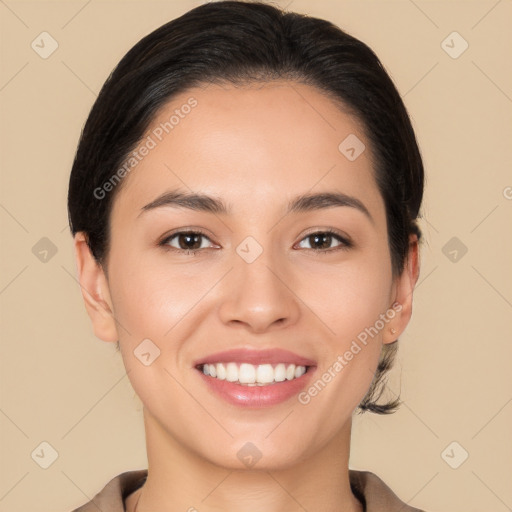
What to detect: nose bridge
<box><xmin>218</xmin><ymin>235</ymin><xmax>300</xmax><ymax>331</ymax></box>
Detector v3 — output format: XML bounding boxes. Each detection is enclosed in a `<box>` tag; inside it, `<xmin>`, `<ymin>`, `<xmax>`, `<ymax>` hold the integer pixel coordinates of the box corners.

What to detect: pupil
<box><xmin>180</xmin><ymin>233</ymin><xmax>201</xmax><ymax>250</ymax></box>
<box><xmin>312</xmin><ymin>233</ymin><xmax>331</xmax><ymax>249</ymax></box>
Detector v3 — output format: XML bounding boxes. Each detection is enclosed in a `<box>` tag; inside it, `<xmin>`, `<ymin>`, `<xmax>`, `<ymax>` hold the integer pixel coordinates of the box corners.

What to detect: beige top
<box><xmin>70</xmin><ymin>468</ymin><xmax>426</xmax><ymax>511</ymax></box>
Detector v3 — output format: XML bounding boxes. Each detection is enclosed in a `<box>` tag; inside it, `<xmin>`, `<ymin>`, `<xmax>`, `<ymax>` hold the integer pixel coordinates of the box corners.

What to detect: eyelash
<box><xmin>158</xmin><ymin>228</ymin><xmax>353</xmax><ymax>256</ymax></box>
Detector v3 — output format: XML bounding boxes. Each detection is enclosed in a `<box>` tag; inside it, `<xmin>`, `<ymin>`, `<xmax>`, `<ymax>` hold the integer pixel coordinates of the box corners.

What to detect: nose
<box><xmin>217</xmin><ymin>245</ymin><xmax>301</xmax><ymax>334</ymax></box>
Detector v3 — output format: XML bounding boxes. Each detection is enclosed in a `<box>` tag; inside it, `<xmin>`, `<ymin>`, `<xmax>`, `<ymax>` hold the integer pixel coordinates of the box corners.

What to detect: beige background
<box><xmin>1</xmin><ymin>1</ymin><xmax>511</xmax><ymax>511</ymax></box>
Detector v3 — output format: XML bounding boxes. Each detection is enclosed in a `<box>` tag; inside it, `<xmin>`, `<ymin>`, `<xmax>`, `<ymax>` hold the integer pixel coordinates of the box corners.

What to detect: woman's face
<box><xmin>82</xmin><ymin>81</ymin><xmax>415</xmax><ymax>469</ymax></box>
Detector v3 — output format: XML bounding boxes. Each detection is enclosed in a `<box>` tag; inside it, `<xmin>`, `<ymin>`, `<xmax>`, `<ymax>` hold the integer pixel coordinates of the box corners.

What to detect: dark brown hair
<box><xmin>68</xmin><ymin>0</ymin><xmax>424</xmax><ymax>414</ymax></box>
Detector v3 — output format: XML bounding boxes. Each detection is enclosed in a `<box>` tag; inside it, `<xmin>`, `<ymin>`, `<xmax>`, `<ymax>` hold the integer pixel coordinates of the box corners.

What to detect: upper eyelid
<box><xmin>300</xmin><ymin>227</ymin><xmax>350</xmax><ymax>240</ymax></box>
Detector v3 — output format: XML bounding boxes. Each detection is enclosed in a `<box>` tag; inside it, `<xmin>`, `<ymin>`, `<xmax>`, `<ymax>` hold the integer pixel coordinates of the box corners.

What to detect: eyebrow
<box><xmin>139</xmin><ymin>189</ymin><xmax>373</xmax><ymax>223</ymax></box>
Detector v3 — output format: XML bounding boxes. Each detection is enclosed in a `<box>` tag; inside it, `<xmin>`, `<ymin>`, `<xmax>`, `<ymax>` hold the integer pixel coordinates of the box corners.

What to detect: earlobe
<box><xmin>73</xmin><ymin>232</ymin><xmax>119</xmax><ymax>342</ymax></box>
<box><xmin>383</xmin><ymin>234</ymin><xmax>420</xmax><ymax>344</ymax></box>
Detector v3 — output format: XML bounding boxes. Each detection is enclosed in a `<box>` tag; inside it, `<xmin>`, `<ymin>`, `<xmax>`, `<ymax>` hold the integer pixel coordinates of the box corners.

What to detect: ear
<box><xmin>73</xmin><ymin>232</ymin><xmax>119</xmax><ymax>342</ymax></box>
<box><xmin>383</xmin><ymin>233</ymin><xmax>420</xmax><ymax>344</ymax></box>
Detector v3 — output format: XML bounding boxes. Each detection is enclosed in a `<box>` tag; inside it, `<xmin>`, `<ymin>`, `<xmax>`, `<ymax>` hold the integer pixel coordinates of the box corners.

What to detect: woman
<box><xmin>68</xmin><ymin>1</ymin><xmax>425</xmax><ymax>510</ymax></box>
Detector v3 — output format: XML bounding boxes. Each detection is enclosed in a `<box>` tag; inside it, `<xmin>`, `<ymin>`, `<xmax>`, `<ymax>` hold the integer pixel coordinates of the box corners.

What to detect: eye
<box><xmin>160</xmin><ymin>230</ymin><xmax>217</xmax><ymax>254</ymax></box>
<box><xmin>295</xmin><ymin>230</ymin><xmax>352</xmax><ymax>253</ymax></box>
<box><xmin>159</xmin><ymin>228</ymin><xmax>352</xmax><ymax>255</ymax></box>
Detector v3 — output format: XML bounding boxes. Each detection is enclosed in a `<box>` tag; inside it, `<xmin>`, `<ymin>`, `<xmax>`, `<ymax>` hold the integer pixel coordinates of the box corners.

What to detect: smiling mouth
<box><xmin>196</xmin><ymin>362</ymin><xmax>311</xmax><ymax>386</ymax></box>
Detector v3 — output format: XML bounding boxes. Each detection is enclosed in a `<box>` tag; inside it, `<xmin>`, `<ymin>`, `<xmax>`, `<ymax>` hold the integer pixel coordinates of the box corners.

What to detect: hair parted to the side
<box><xmin>68</xmin><ymin>0</ymin><xmax>424</xmax><ymax>414</ymax></box>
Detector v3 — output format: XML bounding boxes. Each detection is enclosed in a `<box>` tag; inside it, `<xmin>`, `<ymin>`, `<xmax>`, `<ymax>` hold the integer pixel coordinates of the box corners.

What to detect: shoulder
<box><xmin>69</xmin><ymin>468</ymin><xmax>428</xmax><ymax>512</ymax></box>
<box><xmin>349</xmin><ymin>469</ymin><xmax>428</xmax><ymax>512</ymax></box>
<box><xmin>70</xmin><ymin>469</ymin><xmax>148</xmax><ymax>512</ymax></box>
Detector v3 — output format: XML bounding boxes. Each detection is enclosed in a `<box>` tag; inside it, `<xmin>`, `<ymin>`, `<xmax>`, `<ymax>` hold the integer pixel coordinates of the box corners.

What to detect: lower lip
<box><xmin>197</xmin><ymin>367</ymin><xmax>316</xmax><ymax>408</ymax></box>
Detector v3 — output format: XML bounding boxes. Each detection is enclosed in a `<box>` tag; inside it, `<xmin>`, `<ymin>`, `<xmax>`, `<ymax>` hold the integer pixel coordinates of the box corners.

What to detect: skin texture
<box><xmin>74</xmin><ymin>81</ymin><xmax>419</xmax><ymax>512</ymax></box>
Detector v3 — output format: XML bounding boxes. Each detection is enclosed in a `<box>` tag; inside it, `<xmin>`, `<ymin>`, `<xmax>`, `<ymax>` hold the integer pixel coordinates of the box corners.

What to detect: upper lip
<box><xmin>194</xmin><ymin>348</ymin><xmax>316</xmax><ymax>368</ymax></box>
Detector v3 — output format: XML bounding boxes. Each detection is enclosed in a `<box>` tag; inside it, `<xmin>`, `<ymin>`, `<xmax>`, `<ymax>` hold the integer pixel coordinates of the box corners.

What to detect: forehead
<box><xmin>111</xmin><ymin>80</ymin><xmax>385</xmax><ymax>223</ymax></box>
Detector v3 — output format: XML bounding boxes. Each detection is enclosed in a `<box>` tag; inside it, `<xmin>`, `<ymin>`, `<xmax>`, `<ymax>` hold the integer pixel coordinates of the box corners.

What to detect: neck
<box><xmin>128</xmin><ymin>407</ymin><xmax>363</xmax><ymax>512</ymax></box>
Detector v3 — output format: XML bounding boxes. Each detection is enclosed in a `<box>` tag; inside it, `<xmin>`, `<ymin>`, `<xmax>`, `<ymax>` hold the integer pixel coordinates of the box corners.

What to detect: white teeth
<box><xmin>226</xmin><ymin>362</ymin><xmax>238</xmax><ymax>382</ymax></box>
<box><xmin>294</xmin><ymin>365</ymin><xmax>306</xmax><ymax>378</ymax></box>
<box><xmin>239</xmin><ymin>363</ymin><xmax>256</xmax><ymax>384</ymax></box>
<box><xmin>274</xmin><ymin>363</ymin><xmax>286</xmax><ymax>382</ymax></box>
<box><xmin>216</xmin><ymin>362</ymin><xmax>226</xmax><ymax>380</ymax></box>
<box><xmin>201</xmin><ymin>362</ymin><xmax>308</xmax><ymax>385</ymax></box>
<box><xmin>256</xmin><ymin>364</ymin><xmax>274</xmax><ymax>384</ymax></box>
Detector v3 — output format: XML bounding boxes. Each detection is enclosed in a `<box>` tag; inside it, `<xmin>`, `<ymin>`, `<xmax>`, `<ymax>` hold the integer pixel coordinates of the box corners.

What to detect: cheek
<box><xmin>299</xmin><ymin>255</ymin><xmax>393</xmax><ymax>343</ymax></box>
<box><xmin>297</xmin><ymin>251</ymin><xmax>393</xmax><ymax>396</ymax></box>
<box><xmin>108</xmin><ymin>252</ymin><xmax>212</xmax><ymax>340</ymax></box>
<box><xmin>294</xmin><ymin>264</ymin><xmax>393</xmax><ymax>432</ymax></box>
